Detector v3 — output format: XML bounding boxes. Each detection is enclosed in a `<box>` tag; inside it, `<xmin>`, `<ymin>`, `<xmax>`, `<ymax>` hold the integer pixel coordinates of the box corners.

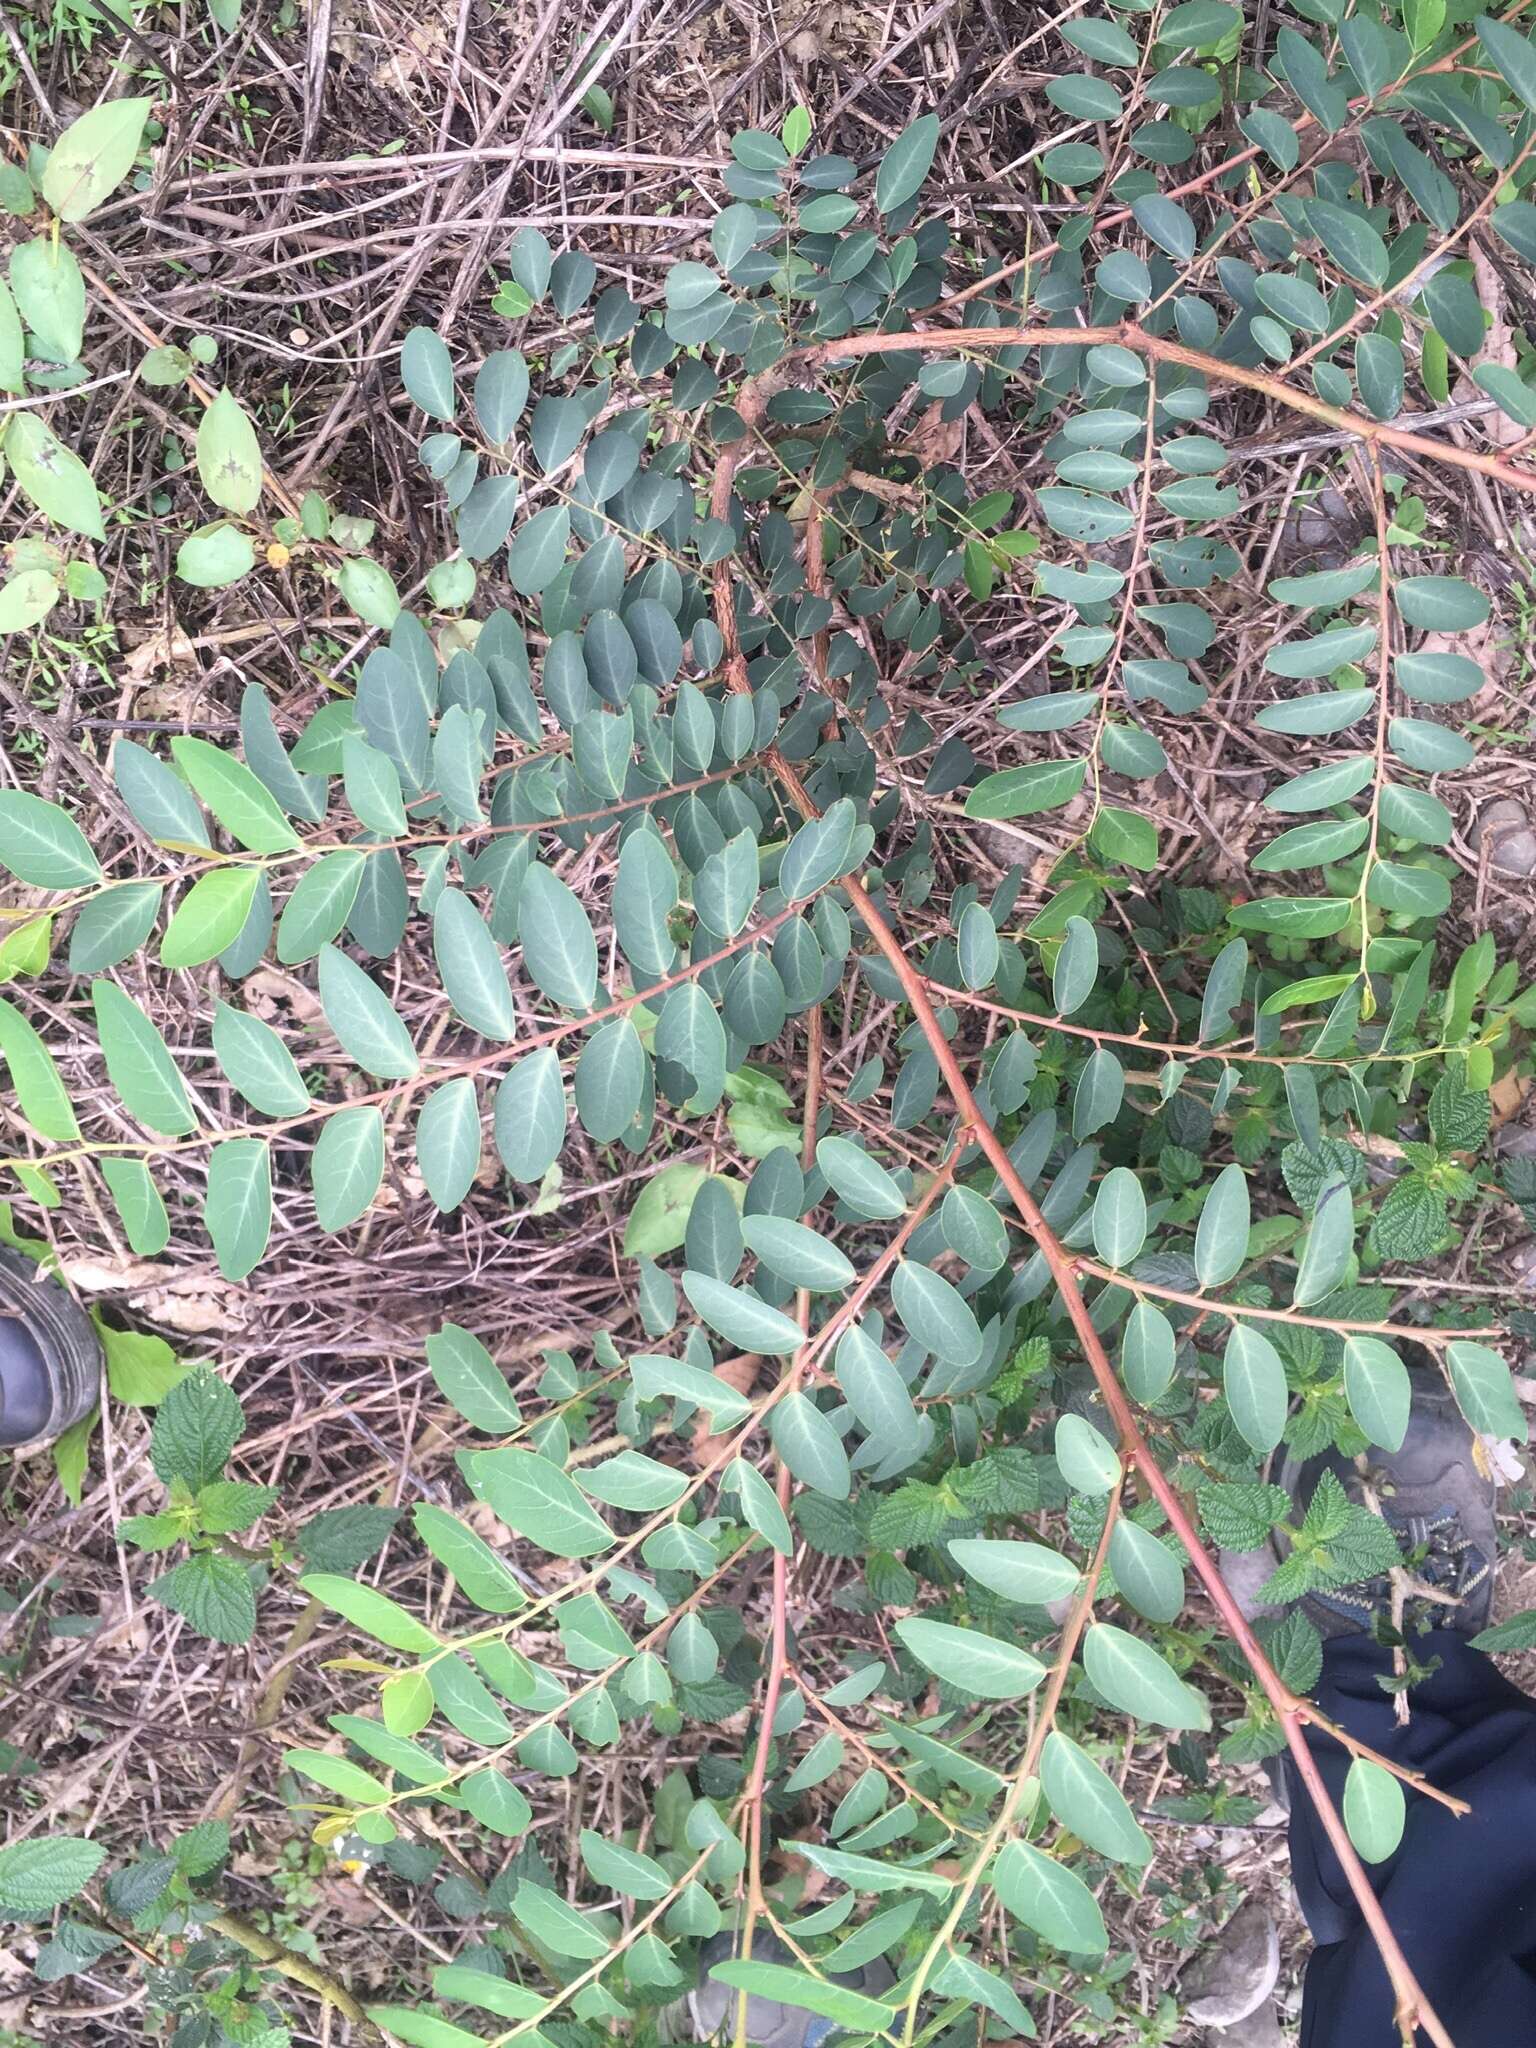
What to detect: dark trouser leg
<box><xmin>1290</xmin><ymin>1629</ymin><xmax>1536</xmax><ymax>2046</ymax></box>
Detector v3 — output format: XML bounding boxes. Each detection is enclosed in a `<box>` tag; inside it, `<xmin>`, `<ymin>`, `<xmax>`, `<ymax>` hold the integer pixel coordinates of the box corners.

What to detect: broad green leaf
<box><xmin>874</xmin><ymin>113</ymin><xmax>939</xmax><ymax>214</ymax></box>
<box><xmin>891</xmin><ymin>1259</ymin><xmax>982</xmax><ymax>1367</ymax></box>
<box><xmin>633</xmin><ymin>1352</ymin><xmax>753</xmax><ymax>1431</ymax></box>
<box><xmin>966</xmin><ymin>758</ymin><xmax>1088</xmax><ymax>821</ymax></box>
<box><xmin>1121</xmin><ymin>1301</ymin><xmax>1176</xmax><ymax>1404</ymax></box>
<box><xmin>8</xmin><ymin>242</ymin><xmax>85</xmax><ymax>366</ymax></box>
<box><xmin>1343</xmin><ymin>1336</ymin><xmax>1411</xmax><ymax>1452</ymax></box>
<box><xmin>941</xmin><ymin>1185</ymin><xmax>1008</xmax><ymax>1272</ymax></box>
<box><xmin>1223</xmin><ymin>1324</ymin><xmax>1288</xmax><ymax>1454</ymax></box>
<box><xmin>579</xmin><ymin>1449</ymin><xmax>687</xmax><ymax>1511</ymax></box>
<box><xmin>465</xmin><ymin>1447</ymin><xmax>615</xmax><ymax>1558</ymax></box>
<box><xmin>1053</xmin><ymin>915</ymin><xmax>1098</xmax><ymax>1015</ymax></box>
<box><xmin>1083</xmin><ymin>1622</ymin><xmax>1210</xmax><ymax>1729</ymax></box>
<box><xmin>580</xmin><ymin>1829</ymin><xmax>671</xmax><ymax>1899</ymax></box>
<box><xmin>41</xmin><ymin>99</ymin><xmax>151</xmax><ymax>220</ymax></box>
<box><xmin>1446</xmin><ymin>1340</ymin><xmax>1522</xmax><ymax>1440</ymax></box>
<box><xmin>0</xmin><ymin>993</ymin><xmax>79</xmax><ymax>1139</ymax></box>
<box><xmin>366</xmin><ymin>2011</ymin><xmax>485</xmax><ymax>2048</ymax></box>
<box><xmin>1343</xmin><ymin>1757</ymin><xmax>1405</xmax><ymax>1863</ymax></box>
<box><xmin>895</xmin><ymin>1618</ymin><xmax>1046</xmax><ymax>1698</ymax></box>
<box><xmin>1055</xmin><ymin>1413</ymin><xmax>1120</xmax><ymax>1495</ymax></box>
<box><xmin>771</xmin><ymin>1391</ymin><xmax>850</xmax><ymax>1497</ymax></box>
<box><xmin>101</xmin><ymin>1156</ymin><xmax>169</xmax><ymax>1254</ymax></box>
<box><xmin>92</xmin><ymin>980</ymin><xmax>195</xmax><ymax>1134</ymax></box>
<box><xmin>212</xmin><ymin>999</ymin><xmax>309</xmax><ymax>1116</ymax></box>
<box><xmin>400</xmin><ymin>326</ymin><xmax>456</xmax><ymax>420</ymax></box>
<box><xmin>433</xmin><ymin>889</ymin><xmax>515</xmax><ymax>1040</ymax></box>
<box><xmin>1194</xmin><ymin>1163</ymin><xmax>1249</xmax><ymax>1287</ymax></box>
<box><xmin>742</xmin><ymin>1215</ymin><xmax>853</xmax><ymax>1292</ymax></box>
<box><xmin>461</xmin><ymin>1766</ymin><xmax>534</xmax><ymax>1835</ymax></box>
<box><xmin>834</xmin><ymin>1324</ymin><xmax>920</xmax><ymax>1443</ymax></box>
<box><xmin>519</xmin><ymin>861</ymin><xmax>598</xmax><ymax>1011</ymax></box>
<box><xmin>416</xmin><ymin>1077</ymin><xmax>482</xmax><ymax>1212</ymax></box>
<box><xmin>430</xmin><ymin>1966</ymin><xmax>546</xmax><ymax>2021</ymax></box>
<box><xmin>1092</xmin><ymin>1166</ymin><xmax>1146</xmax><ymax>1267</ymax></box>
<box><xmin>574</xmin><ymin>1017</ymin><xmax>646</xmax><ymax>1142</ymax></box>
<box><xmin>342</xmin><ymin>737</ymin><xmax>408</xmax><ymax>837</ymax></box>
<box><xmin>815</xmin><ymin>1135</ymin><xmax>906</xmax><ymax>1218</ymax></box>
<box><xmin>168</xmin><ymin>737</ymin><xmax>298</xmax><ymax>853</ymax></box>
<box><xmin>161</xmin><ymin>865</ymin><xmax>260</xmax><ymax>967</ymax></box>
<box><xmin>0</xmin><ymin>1837</ymin><xmax>106</xmax><ymax>1918</ymax></box>
<box><xmin>317</xmin><ymin>944</ymin><xmax>418</xmax><ymax>1079</ymax></box>
<box><xmin>426</xmin><ymin>1322</ymin><xmax>521</xmax><ymax>1432</ymax></box>
<box><xmin>1108</xmin><ymin>1519</ymin><xmax>1184</xmax><ymax>1623</ymax></box>
<box><xmin>681</xmin><ymin>1271</ymin><xmax>804</xmax><ymax>1354</ymax></box>
<box><xmin>276</xmin><ymin>850</ymin><xmax>365</xmax><ymax>964</ymax></box>
<box><xmin>0</xmin><ymin>791</ymin><xmax>102</xmax><ymax>890</ymax></box>
<box><xmin>413</xmin><ymin>1505</ymin><xmax>526</xmax><ymax>1614</ymax></box>
<box><xmin>299</xmin><ymin>1572</ymin><xmax>438</xmax><ymax>1653</ymax></box>
<box><xmin>1293</xmin><ymin>1176</ymin><xmax>1354</xmax><ymax>1305</ymax></box>
<box><xmin>991</xmin><ymin>1840</ymin><xmax>1107</xmax><ymax>1955</ymax></box>
<box><xmin>4</xmin><ymin>413</ymin><xmax>103</xmax><ymax>539</ymax></box>
<box><xmin>949</xmin><ymin>1537</ymin><xmax>1080</xmax><ymax>1605</ymax></box>
<box><xmin>494</xmin><ymin>1049</ymin><xmax>567</xmax><ymax>1182</ymax></box>
<box><xmin>709</xmin><ymin>1962</ymin><xmax>896</xmax><ymax>2032</ymax></box>
<box><xmin>196</xmin><ymin>388</ymin><xmax>263</xmax><ymax>514</ymax></box>
<box><xmin>204</xmin><ymin>1138</ymin><xmax>271</xmax><ymax>1280</ymax></box>
<box><xmin>311</xmin><ymin>1103</ymin><xmax>385</xmax><ymax>1230</ymax></box>
<box><xmin>725</xmin><ymin>1456</ymin><xmax>793</xmax><ymax>1553</ymax></box>
<box><xmin>1041</xmin><ymin>1731</ymin><xmax>1152</xmax><ymax>1865</ymax></box>
<box><xmin>69</xmin><ymin>881</ymin><xmax>162</xmax><ymax>972</ymax></box>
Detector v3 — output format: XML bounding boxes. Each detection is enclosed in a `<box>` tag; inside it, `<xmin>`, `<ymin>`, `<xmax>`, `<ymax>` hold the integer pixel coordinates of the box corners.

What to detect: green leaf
<box><xmin>426</xmin><ymin>1322</ymin><xmax>521</xmax><ymax>1432</ymax></box>
<box><xmin>0</xmin><ymin>994</ymin><xmax>79</xmax><ymax>1140</ymax></box>
<box><xmin>742</xmin><ymin>1215</ymin><xmax>853</xmax><ymax>1292</ymax></box>
<box><xmin>494</xmin><ymin>1049</ymin><xmax>567</xmax><ymax>1183</ymax></box>
<box><xmin>875</xmin><ymin>113</ymin><xmax>939</xmax><ymax>214</ymax></box>
<box><xmin>1055</xmin><ymin>1413</ymin><xmax>1120</xmax><ymax>1495</ymax></box>
<box><xmin>204</xmin><ymin>1138</ymin><xmax>272</xmax><ymax>1280</ymax></box>
<box><xmin>318</xmin><ymin>944</ymin><xmax>418</xmax><ymax>1079</ymax></box>
<box><xmin>367</xmin><ymin>2011</ymin><xmax>487</xmax><ymax>2048</ymax></box>
<box><xmin>100</xmin><ymin>1157</ymin><xmax>169</xmax><ymax>1255</ymax></box>
<box><xmin>0</xmin><ymin>1837</ymin><xmax>106</xmax><ymax>1919</ymax></box>
<box><xmin>1343</xmin><ymin>1336</ymin><xmax>1411</xmax><ymax>1453</ymax></box>
<box><xmin>991</xmin><ymin>1840</ymin><xmax>1107</xmax><ymax>1955</ymax></box>
<box><xmin>965</xmin><ymin>758</ymin><xmax>1088</xmax><ymax>821</ymax></box>
<box><xmin>779</xmin><ymin>799</ymin><xmax>858</xmax><ymax>901</ymax></box>
<box><xmin>69</xmin><ymin>881</ymin><xmax>161</xmax><ymax>972</ymax></box>
<box><xmin>1121</xmin><ymin>1301</ymin><xmax>1176</xmax><ymax>1404</ymax></box>
<box><xmin>1108</xmin><ymin>1519</ymin><xmax>1184</xmax><ymax>1624</ymax></box>
<box><xmin>338</xmin><ymin>558</ymin><xmax>401</xmax><ymax>630</ymax></box>
<box><xmin>682</xmin><ymin>1271</ymin><xmax>805</xmax><ymax>1354</ymax></box>
<box><xmin>1194</xmin><ymin>1163</ymin><xmax>1249</xmax><ymax>1287</ymax></box>
<box><xmin>283</xmin><ymin>1748</ymin><xmax>392</xmax><ymax>1805</ymax></box>
<box><xmin>725</xmin><ymin>1456</ymin><xmax>794</xmax><ymax>1553</ymax></box>
<box><xmin>168</xmin><ymin>737</ymin><xmax>298</xmax><ymax>853</ymax></box>
<box><xmin>161</xmin><ymin>865</ymin><xmax>260</xmax><ymax>967</ymax></box>
<box><xmin>1343</xmin><ymin>1757</ymin><xmax>1405</xmax><ymax>1863</ymax></box>
<box><xmin>149</xmin><ymin>1551</ymin><xmax>256</xmax><ymax>1644</ymax></box>
<box><xmin>1052</xmin><ymin>915</ymin><xmax>1098</xmax><ymax>1015</ymax></box>
<box><xmin>465</xmin><ymin>1447</ymin><xmax>615</xmax><ymax>1558</ymax></box>
<box><xmin>580</xmin><ymin>1830</ymin><xmax>671</xmax><ymax>1899</ymax></box>
<box><xmin>1293</xmin><ymin>1176</ymin><xmax>1354</xmax><ymax>1306</ymax></box>
<box><xmin>815</xmin><ymin>1136</ymin><xmax>906</xmax><ymax>1219</ymax></box>
<box><xmin>415</xmin><ymin>1077</ymin><xmax>481</xmax><ymax>1213</ymax></box>
<box><xmin>277</xmin><ymin>850</ymin><xmax>365</xmax><ymax>963</ymax></box>
<box><xmin>432</xmin><ymin>889</ymin><xmax>515</xmax><ymax>1040</ymax></box>
<box><xmin>580</xmin><ymin>1449</ymin><xmax>688</xmax><ymax>1511</ymax></box>
<box><xmin>1083</xmin><ymin>1622</ymin><xmax>1210</xmax><ymax>1730</ymax></box>
<box><xmin>1477</xmin><ymin>12</ymin><xmax>1536</xmax><ymax>112</ymax></box>
<box><xmin>709</xmin><ymin>1962</ymin><xmax>896</xmax><ymax>2032</ymax></box>
<box><xmin>1092</xmin><ymin>1166</ymin><xmax>1146</xmax><ymax>1268</ymax></box>
<box><xmin>412</xmin><ymin>1505</ymin><xmax>526</xmax><ymax>1614</ymax></box>
<box><xmin>41</xmin><ymin>98</ymin><xmax>151</xmax><ymax>220</ymax></box>
<box><xmin>895</xmin><ymin>1618</ymin><xmax>1046</xmax><ymax>1698</ymax></box>
<box><xmin>950</xmin><ymin>1536</ymin><xmax>1079</xmax><ymax>1605</ymax></box>
<box><xmin>176</xmin><ymin>522</ymin><xmax>256</xmax><ymax>589</ymax></box>
<box><xmin>150</xmin><ymin>1367</ymin><xmax>243</xmax><ymax>1490</ymax></box>
<box><xmin>299</xmin><ymin>1572</ymin><xmax>439</xmax><ymax>1653</ymax></box>
<box><xmin>93</xmin><ymin>980</ymin><xmax>195</xmax><ymax>1135</ymax></box>
<box><xmin>311</xmin><ymin>1103</ymin><xmax>385</xmax><ymax>1230</ymax></box>
<box><xmin>1446</xmin><ymin>1340</ymin><xmax>1522</xmax><ymax>1440</ymax></box>
<box><xmin>1223</xmin><ymin>1324</ymin><xmax>1288</xmax><ymax>1454</ymax></box>
<box><xmin>1304</xmin><ymin>198</ymin><xmax>1387</xmax><ymax>285</ymax></box>
<box><xmin>508</xmin><ymin>505</ymin><xmax>570</xmax><ymax>593</ymax></box>
<box><xmin>195</xmin><ymin>388</ymin><xmax>263</xmax><ymax>514</ymax></box>
<box><xmin>8</xmin><ymin>244</ymin><xmax>85</xmax><ymax>368</ymax></box>
<box><xmin>400</xmin><ymin>326</ymin><xmax>456</xmax><ymax>420</ymax></box>
<box><xmin>1041</xmin><ymin>1731</ymin><xmax>1152</xmax><ymax>1865</ymax></box>
<box><xmin>212</xmin><ymin>999</ymin><xmax>309</xmax><ymax>1116</ymax></box>
<box><xmin>0</xmin><ymin>791</ymin><xmax>102</xmax><ymax>889</ymax></box>
<box><xmin>342</xmin><ymin>737</ymin><xmax>407</xmax><ymax>837</ymax></box>
<box><xmin>574</xmin><ymin>1017</ymin><xmax>646</xmax><ymax>1142</ymax></box>
<box><xmin>771</xmin><ymin>1391</ymin><xmax>850</xmax><ymax>1497</ymax></box>
<box><xmin>891</xmin><ymin>1259</ymin><xmax>982</xmax><ymax>1367</ymax></box>
<box><xmin>518</xmin><ymin>861</ymin><xmax>598</xmax><ymax>1011</ymax></box>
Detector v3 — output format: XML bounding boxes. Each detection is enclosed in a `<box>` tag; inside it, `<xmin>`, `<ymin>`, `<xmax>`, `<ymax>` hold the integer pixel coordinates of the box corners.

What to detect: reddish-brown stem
<box><xmin>795</xmin><ymin>323</ymin><xmax>1536</xmax><ymax>496</ymax></box>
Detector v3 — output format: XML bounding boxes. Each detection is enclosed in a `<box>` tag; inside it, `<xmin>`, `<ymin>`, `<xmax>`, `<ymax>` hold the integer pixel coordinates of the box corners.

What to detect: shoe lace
<box><xmin>1314</xmin><ymin>1504</ymin><xmax>1492</xmax><ymax>1629</ymax></box>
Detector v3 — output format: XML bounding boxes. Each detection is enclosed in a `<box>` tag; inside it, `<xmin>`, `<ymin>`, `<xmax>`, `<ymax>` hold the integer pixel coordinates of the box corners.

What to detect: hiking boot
<box><xmin>1272</xmin><ymin>1372</ymin><xmax>1496</xmax><ymax>1639</ymax></box>
<box><xmin>661</xmin><ymin>1930</ymin><xmax>895</xmax><ymax>2048</ymax></box>
<box><xmin>0</xmin><ymin>1248</ymin><xmax>101</xmax><ymax>1452</ymax></box>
